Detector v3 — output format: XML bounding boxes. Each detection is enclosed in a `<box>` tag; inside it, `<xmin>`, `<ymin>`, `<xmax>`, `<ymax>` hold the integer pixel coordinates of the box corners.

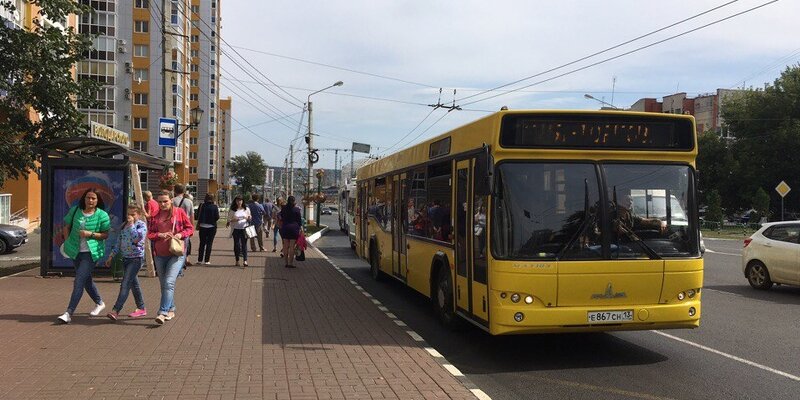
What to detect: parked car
<box><xmin>0</xmin><ymin>224</ymin><xmax>28</xmax><ymax>254</ymax></box>
<box><xmin>321</xmin><ymin>207</ymin><xmax>332</xmax><ymax>215</ymax></box>
<box><xmin>741</xmin><ymin>221</ymin><xmax>800</xmax><ymax>290</ymax></box>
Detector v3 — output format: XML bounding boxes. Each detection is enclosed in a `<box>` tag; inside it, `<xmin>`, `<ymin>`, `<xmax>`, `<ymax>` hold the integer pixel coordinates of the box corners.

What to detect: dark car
<box><xmin>0</xmin><ymin>224</ymin><xmax>28</xmax><ymax>254</ymax></box>
<box><xmin>321</xmin><ymin>207</ymin><xmax>332</xmax><ymax>215</ymax></box>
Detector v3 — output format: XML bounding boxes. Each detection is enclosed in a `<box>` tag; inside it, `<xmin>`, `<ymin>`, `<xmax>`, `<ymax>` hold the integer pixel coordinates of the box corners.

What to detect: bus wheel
<box><xmin>434</xmin><ymin>267</ymin><xmax>460</xmax><ymax>329</ymax></box>
<box><xmin>370</xmin><ymin>246</ymin><xmax>384</xmax><ymax>281</ymax></box>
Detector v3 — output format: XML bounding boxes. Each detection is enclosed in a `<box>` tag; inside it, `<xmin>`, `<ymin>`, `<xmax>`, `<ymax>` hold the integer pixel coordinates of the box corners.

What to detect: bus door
<box><xmin>470</xmin><ymin>158</ymin><xmax>489</xmax><ymax>323</ymax></box>
<box><xmin>454</xmin><ymin>160</ymin><xmax>471</xmax><ymax>313</ymax></box>
<box><xmin>392</xmin><ymin>174</ymin><xmax>407</xmax><ymax>280</ymax></box>
<box><xmin>358</xmin><ymin>183</ymin><xmax>368</xmax><ymax>257</ymax></box>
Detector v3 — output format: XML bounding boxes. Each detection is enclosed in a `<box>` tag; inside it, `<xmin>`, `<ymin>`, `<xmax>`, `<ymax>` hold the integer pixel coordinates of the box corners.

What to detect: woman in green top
<box><xmin>57</xmin><ymin>188</ymin><xmax>111</xmax><ymax>324</ymax></box>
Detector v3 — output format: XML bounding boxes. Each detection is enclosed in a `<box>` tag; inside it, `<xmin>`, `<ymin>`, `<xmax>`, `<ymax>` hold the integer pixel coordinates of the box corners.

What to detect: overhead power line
<box><xmin>461</xmin><ymin>0</ymin><xmax>780</xmax><ymax>107</ymax></box>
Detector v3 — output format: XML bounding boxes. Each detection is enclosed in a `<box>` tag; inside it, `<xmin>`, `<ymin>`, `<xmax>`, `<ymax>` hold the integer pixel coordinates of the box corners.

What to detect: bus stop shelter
<box><xmin>38</xmin><ymin>137</ymin><xmax>170</xmax><ymax>276</ymax></box>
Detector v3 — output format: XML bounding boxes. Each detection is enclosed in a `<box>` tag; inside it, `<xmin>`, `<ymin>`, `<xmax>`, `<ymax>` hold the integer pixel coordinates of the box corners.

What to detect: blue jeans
<box><xmin>272</xmin><ymin>226</ymin><xmax>280</xmax><ymax>248</ymax></box>
<box><xmin>154</xmin><ymin>254</ymin><xmax>185</xmax><ymax>315</ymax></box>
<box><xmin>112</xmin><ymin>257</ymin><xmax>145</xmax><ymax>312</ymax></box>
<box><xmin>67</xmin><ymin>252</ymin><xmax>102</xmax><ymax>315</ymax></box>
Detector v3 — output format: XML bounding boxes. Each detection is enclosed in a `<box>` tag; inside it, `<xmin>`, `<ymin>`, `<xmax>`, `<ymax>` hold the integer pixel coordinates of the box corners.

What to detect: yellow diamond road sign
<box><xmin>776</xmin><ymin>181</ymin><xmax>791</xmax><ymax>198</ymax></box>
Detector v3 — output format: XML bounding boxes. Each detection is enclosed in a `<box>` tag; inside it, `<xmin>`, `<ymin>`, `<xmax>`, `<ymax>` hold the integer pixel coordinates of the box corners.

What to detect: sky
<box><xmin>219</xmin><ymin>0</ymin><xmax>800</xmax><ymax>171</ymax></box>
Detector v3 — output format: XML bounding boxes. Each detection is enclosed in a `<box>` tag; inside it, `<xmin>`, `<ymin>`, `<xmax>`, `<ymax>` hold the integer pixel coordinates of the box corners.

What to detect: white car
<box><xmin>741</xmin><ymin>221</ymin><xmax>800</xmax><ymax>290</ymax></box>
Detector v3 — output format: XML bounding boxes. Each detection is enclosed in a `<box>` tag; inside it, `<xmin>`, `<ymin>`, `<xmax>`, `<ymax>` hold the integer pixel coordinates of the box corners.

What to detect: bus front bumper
<box><xmin>491</xmin><ymin>300</ymin><xmax>701</xmax><ymax>335</ymax></box>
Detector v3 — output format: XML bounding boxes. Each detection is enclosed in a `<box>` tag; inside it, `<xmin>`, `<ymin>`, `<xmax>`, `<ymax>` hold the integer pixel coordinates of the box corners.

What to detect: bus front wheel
<box><xmin>434</xmin><ymin>267</ymin><xmax>460</xmax><ymax>329</ymax></box>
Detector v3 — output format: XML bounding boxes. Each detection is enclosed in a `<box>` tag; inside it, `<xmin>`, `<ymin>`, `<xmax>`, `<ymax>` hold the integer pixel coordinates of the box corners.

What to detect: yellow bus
<box><xmin>355</xmin><ymin>110</ymin><xmax>703</xmax><ymax>335</ymax></box>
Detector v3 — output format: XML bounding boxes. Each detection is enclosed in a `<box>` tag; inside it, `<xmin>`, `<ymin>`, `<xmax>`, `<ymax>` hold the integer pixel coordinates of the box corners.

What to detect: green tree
<box><xmin>751</xmin><ymin>187</ymin><xmax>770</xmax><ymax>223</ymax></box>
<box><xmin>0</xmin><ymin>0</ymin><xmax>99</xmax><ymax>188</ymax></box>
<box><xmin>722</xmin><ymin>65</ymin><xmax>800</xmax><ymax>216</ymax></box>
<box><xmin>696</xmin><ymin>130</ymin><xmax>736</xmax><ymax>207</ymax></box>
<box><xmin>706</xmin><ymin>189</ymin><xmax>723</xmax><ymax>226</ymax></box>
<box><xmin>228</xmin><ymin>151</ymin><xmax>267</xmax><ymax>195</ymax></box>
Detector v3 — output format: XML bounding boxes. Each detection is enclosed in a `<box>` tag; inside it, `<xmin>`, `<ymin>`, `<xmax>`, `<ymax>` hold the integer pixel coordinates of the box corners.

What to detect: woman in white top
<box><xmin>226</xmin><ymin>196</ymin><xmax>251</xmax><ymax>267</ymax></box>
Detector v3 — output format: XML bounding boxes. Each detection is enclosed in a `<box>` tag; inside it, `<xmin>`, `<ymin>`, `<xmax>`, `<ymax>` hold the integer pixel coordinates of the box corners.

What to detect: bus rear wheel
<box><xmin>434</xmin><ymin>267</ymin><xmax>460</xmax><ymax>329</ymax></box>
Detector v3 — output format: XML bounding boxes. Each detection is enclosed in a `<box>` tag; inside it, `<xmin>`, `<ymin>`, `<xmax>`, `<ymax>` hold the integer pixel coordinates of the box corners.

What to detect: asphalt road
<box><xmin>314</xmin><ymin>213</ymin><xmax>800</xmax><ymax>400</ymax></box>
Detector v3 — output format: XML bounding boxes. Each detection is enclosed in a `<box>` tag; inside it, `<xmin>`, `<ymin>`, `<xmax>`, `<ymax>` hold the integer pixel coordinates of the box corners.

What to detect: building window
<box><xmin>133</xmin><ymin>68</ymin><xmax>148</xmax><ymax>82</ymax></box>
<box><xmin>189</xmin><ymin>152</ymin><xmax>197</xmax><ymax>159</ymax></box>
<box><xmin>190</xmin><ymin>93</ymin><xmax>198</xmax><ymax>101</ymax></box>
<box><xmin>189</xmin><ymin>137</ymin><xmax>197</xmax><ymax>145</ymax></box>
<box><xmin>79</xmin><ymin>11</ymin><xmax>116</xmax><ymax>36</ymax></box>
<box><xmin>134</xmin><ymin>44</ymin><xmax>149</xmax><ymax>57</ymax></box>
<box><xmin>134</xmin><ymin>20</ymin><xmax>149</xmax><ymax>33</ymax></box>
<box><xmin>134</xmin><ymin>93</ymin><xmax>148</xmax><ymax>105</ymax></box>
<box><xmin>170</xmin><ymin>1</ymin><xmax>179</xmax><ymax>24</ymax></box>
<box><xmin>190</xmin><ymin>64</ymin><xmax>199</xmax><ymax>72</ymax></box>
<box><xmin>88</xmin><ymin>37</ymin><xmax>116</xmax><ymax>61</ymax></box>
<box><xmin>190</xmin><ymin>49</ymin><xmax>199</xmax><ymax>58</ymax></box>
<box><xmin>133</xmin><ymin>117</ymin><xmax>148</xmax><ymax>129</ymax></box>
<box><xmin>191</xmin><ymin>35</ymin><xmax>199</xmax><ymax>42</ymax></box>
<box><xmin>135</xmin><ymin>0</ymin><xmax>149</xmax><ymax>8</ymax></box>
<box><xmin>189</xmin><ymin>167</ymin><xmax>197</xmax><ymax>174</ymax></box>
<box><xmin>77</xmin><ymin>60</ymin><xmax>116</xmax><ymax>85</ymax></box>
<box><xmin>133</xmin><ymin>141</ymin><xmax>148</xmax><ymax>151</ymax></box>
<box><xmin>190</xmin><ymin>79</ymin><xmax>198</xmax><ymax>86</ymax></box>
<box><xmin>93</xmin><ymin>87</ymin><xmax>115</xmax><ymax>111</ymax></box>
<box><xmin>190</xmin><ymin>5</ymin><xmax>200</xmax><ymax>13</ymax></box>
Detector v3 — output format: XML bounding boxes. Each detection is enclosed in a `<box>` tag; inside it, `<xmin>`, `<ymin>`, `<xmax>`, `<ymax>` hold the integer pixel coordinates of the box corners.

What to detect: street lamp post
<box><xmin>583</xmin><ymin>94</ymin><xmax>620</xmax><ymax>110</ymax></box>
<box><xmin>175</xmin><ymin>106</ymin><xmax>205</xmax><ymax>140</ymax></box>
<box><xmin>305</xmin><ymin>80</ymin><xmax>343</xmax><ymax>222</ymax></box>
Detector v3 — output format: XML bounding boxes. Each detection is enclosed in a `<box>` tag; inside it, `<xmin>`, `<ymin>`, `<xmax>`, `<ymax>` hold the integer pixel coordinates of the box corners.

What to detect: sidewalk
<box><xmin>0</xmin><ymin>233</ymin><xmax>476</xmax><ymax>399</ymax></box>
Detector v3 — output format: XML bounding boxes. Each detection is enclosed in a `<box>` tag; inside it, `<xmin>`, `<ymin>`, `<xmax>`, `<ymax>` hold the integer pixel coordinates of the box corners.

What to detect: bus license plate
<box><xmin>587</xmin><ymin>310</ymin><xmax>633</xmax><ymax>324</ymax></box>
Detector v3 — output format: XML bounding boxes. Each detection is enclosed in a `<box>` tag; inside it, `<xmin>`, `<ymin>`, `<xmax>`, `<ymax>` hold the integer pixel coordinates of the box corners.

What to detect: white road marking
<box><xmin>407</xmin><ymin>331</ymin><xmax>424</xmax><ymax>342</ymax></box>
<box><xmin>470</xmin><ymin>389</ymin><xmax>493</xmax><ymax>400</ymax></box>
<box><xmin>443</xmin><ymin>364</ymin><xmax>464</xmax><ymax>376</ymax></box>
<box><xmin>654</xmin><ymin>331</ymin><xmax>800</xmax><ymax>382</ymax></box>
<box><xmin>394</xmin><ymin>320</ymin><xmax>407</xmax><ymax>327</ymax></box>
<box><xmin>386</xmin><ymin>313</ymin><xmax>397</xmax><ymax>319</ymax></box>
<box><xmin>425</xmin><ymin>347</ymin><xmax>443</xmax><ymax>358</ymax></box>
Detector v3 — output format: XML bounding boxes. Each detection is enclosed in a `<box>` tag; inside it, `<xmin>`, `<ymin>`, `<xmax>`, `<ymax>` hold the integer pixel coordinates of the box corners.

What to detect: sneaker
<box><xmin>89</xmin><ymin>302</ymin><xmax>106</xmax><ymax>316</ymax></box>
<box><xmin>185</xmin><ymin>260</ymin><xmax>193</xmax><ymax>267</ymax></box>
<box><xmin>197</xmin><ymin>259</ymin><xmax>203</xmax><ymax>265</ymax></box>
<box><xmin>204</xmin><ymin>261</ymin><xmax>211</xmax><ymax>265</ymax></box>
<box><xmin>272</xmin><ymin>248</ymin><xmax>277</xmax><ymax>252</ymax></box>
<box><xmin>155</xmin><ymin>314</ymin><xmax>166</xmax><ymax>325</ymax></box>
<box><xmin>57</xmin><ymin>312</ymin><xmax>71</xmax><ymax>324</ymax></box>
<box><xmin>106</xmin><ymin>311</ymin><xmax>118</xmax><ymax>321</ymax></box>
<box><xmin>243</xmin><ymin>261</ymin><xmax>248</xmax><ymax>267</ymax></box>
<box><xmin>235</xmin><ymin>261</ymin><xmax>240</xmax><ymax>267</ymax></box>
<box><xmin>128</xmin><ymin>308</ymin><xmax>147</xmax><ymax>318</ymax></box>
<box><xmin>259</xmin><ymin>248</ymin><xmax>265</xmax><ymax>252</ymax></box>
<box><xmin>165</xmin><ymin>311</ymin><xmax>175</xmax><ymax>321</ymax></box>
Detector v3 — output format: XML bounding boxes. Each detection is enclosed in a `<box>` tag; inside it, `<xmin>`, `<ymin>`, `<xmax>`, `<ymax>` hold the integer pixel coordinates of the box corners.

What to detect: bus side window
<box><xmin>408</xmin><ymin>168</ymin><xmax>426</xmax><ymax>236</ymax></box>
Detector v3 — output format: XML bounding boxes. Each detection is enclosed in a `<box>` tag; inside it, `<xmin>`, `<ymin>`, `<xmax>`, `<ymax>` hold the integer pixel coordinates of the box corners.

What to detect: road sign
<box><xmin>775</xmin><ymin>181</ymin><xmax>791</xmax><ymax>198</ymax></box>
<box><xmin>158</xmin><ymin>117</ymin><xmax>178</xmax><ymax>147</ymax></box>
<box><xmin>351</xmin><ymin>142</ymin><xmax>370</xmax><ymax>153</ymax></box>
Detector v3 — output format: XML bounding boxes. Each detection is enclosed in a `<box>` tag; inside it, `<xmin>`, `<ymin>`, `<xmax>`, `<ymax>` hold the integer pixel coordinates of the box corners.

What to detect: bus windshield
<box><xmin>492</xmin><ymin>162</ymin><xmax>698</xmax><ymax>260</ymax></box>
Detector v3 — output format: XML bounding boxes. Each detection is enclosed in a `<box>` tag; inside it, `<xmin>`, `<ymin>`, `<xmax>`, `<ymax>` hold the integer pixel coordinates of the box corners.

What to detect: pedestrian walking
<box><xmin>172</xmin><ymin>184</ymin><xmax>194</xmax><ymax>266</ymax></box>
<box><xmin>227</xmin><ymin>196</ymin><xmax>251</xmax><ymax>267</ymax></box>
<box><xmin>105</xmin><ymin>203</ymin><xmax>148</xmax><ymax>321</ymax></box>
<box><xmin>263</xmin><ymin>196</ymin><xmax>274</xmax><ymax>239</ymax></box>
<box><xmin>143</xmin><ymin>190</ymin><xmax>159</xmax><ymax>221</ymax></box>
<box><xmin>279</xmin><ymin>196</ymin><xmax>303</xmax><ymax>268</ymax></box>
<box><xmin>56</xmin><ymin>188</ymin><xmax>111</xmax><ymax>324</ymax></box>
<box><xmin>148</xmin><ymin>190</ymin><xmax>194</xmax><ymax>325</ymax></box>
<box><xmin>270</xmin><ymin>198</ymin><xmax>283</xmax><ymax>252</ymax></box>
<box><xmin>195</xmin><ymin>193</ymin><xmax>220</xmax><ymax>265</ymax></box>
<box><xmin>247</xmin><ymin>194</ymin><xmax>266</xmax><ymax>251</ymax></box>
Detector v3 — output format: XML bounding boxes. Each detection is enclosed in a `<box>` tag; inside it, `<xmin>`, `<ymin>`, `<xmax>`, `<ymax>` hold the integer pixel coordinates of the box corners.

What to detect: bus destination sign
<box><xmin>500</xmin><ymin>114</ymin><xmax>694</xmax><ymax>150</ymax></box>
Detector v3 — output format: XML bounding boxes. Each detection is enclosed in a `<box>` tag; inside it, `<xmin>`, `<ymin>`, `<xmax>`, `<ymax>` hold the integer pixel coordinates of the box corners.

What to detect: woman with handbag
<box><xmin>226</xmin><ymin>196</ymin><xmax>251</xmax><ymax>268</ymax></box>
<box><xmin>147</xmin><ymin>190</ymin><xmax>194</xmax><ymax>325</ymax></box>
<box><xmin>279</xmin><ymin>196</ymin><xmax>303</xmax><ymax>268</ymax></box>
<box><xmin>56</xmin><ymin>188</ymin><xmax>111</xmax><ymax>324</ymax></box>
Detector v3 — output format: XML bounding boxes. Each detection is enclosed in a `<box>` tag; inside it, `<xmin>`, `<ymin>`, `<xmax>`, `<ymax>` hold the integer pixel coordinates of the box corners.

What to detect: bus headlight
<box><xmin>677</xmin><ymin>292</ymin><xmax>686</xmax><ymax>301</ymax></box>
<box><xmin>510</xmin><ymin>293</ymin><xmax>520</xmax><ymax>303</ymax></box>
<box><xmin>514</xmin><ymin>312</ymin><xmax>524</xmax><ymax>322</ymax></box>
<box><xmin>688</xmin><ymin>307</ymin><xmax>696</xmax><ymax>317</ymax></box>
<box><xmin>687</xmin><ymin>289</ymin><xmax>696</xmax><ymax>298</ymax></box>
<box><xmin>524</xmin><ymin>296</ymin><xmax>534</xmax><ymax>304</ymax></box>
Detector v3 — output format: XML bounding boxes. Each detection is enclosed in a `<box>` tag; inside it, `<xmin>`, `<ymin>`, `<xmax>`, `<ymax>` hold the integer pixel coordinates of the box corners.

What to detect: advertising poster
<box><xmin>50</xmin><ymin>168</ymin><xmax>125</xmax><ymax>269</ymax></box>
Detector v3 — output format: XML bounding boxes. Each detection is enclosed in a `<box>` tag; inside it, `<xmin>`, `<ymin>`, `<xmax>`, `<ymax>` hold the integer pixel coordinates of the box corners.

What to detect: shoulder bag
<box><xmin>169</xmin><ymin>217</ymin><xmax>185</xmax><ymax>256</ymax></box>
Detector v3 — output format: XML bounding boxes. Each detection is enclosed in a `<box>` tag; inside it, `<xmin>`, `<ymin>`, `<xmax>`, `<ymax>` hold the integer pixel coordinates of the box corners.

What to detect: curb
<box><xmin>306</xmin><ymin>226</ymin><xmax>330</xmax><ymax>244</ymax></box>
<box><xmin>313</xmin><ymin>231</ymin><xmax>491</xmax><ymax>400</ymax></box>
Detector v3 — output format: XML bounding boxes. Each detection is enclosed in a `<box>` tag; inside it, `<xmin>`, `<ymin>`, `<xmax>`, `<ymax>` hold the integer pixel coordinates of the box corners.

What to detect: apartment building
<box><xmin>218</xmin><ymin>96</ymin><xmax>232</xmax><ymax>205</ymax></box>
<box><xmin>628</xmin><ymin>89</ymin><xmax>744</xmax><ymax>136</ymax></box>
<box><xmin>76</xmin><ymin>0</ymin><xmax>227</xmax><ymax>198</ymax></box>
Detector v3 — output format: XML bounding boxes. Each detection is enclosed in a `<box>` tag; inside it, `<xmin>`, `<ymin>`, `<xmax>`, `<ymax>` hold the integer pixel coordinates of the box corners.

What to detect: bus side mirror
<box><xmin>475</xmin><ymin>145</ymin><xmax>493</xmax><ymax>196</ymax></box>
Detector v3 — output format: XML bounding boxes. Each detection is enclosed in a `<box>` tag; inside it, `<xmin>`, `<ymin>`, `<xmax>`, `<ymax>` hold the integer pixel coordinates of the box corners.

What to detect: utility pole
<box><xmin>161</xmin><ymin>0</ymin><xmax>167</xmax><ymax>160</ymax></box>
<box><xmin>289</xmin><ymin>143</ymin><xmax>294</xmax><ymax>197</ymax></box>
<box><xmin>305</xmin><ymin>100</ymin><xmax>313</xmax><ymax>220</ymax></box>
<box><xmin>334</xmin><ymin>149</ymin><xmax>339</xmax><ymax>187</ymax></box>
